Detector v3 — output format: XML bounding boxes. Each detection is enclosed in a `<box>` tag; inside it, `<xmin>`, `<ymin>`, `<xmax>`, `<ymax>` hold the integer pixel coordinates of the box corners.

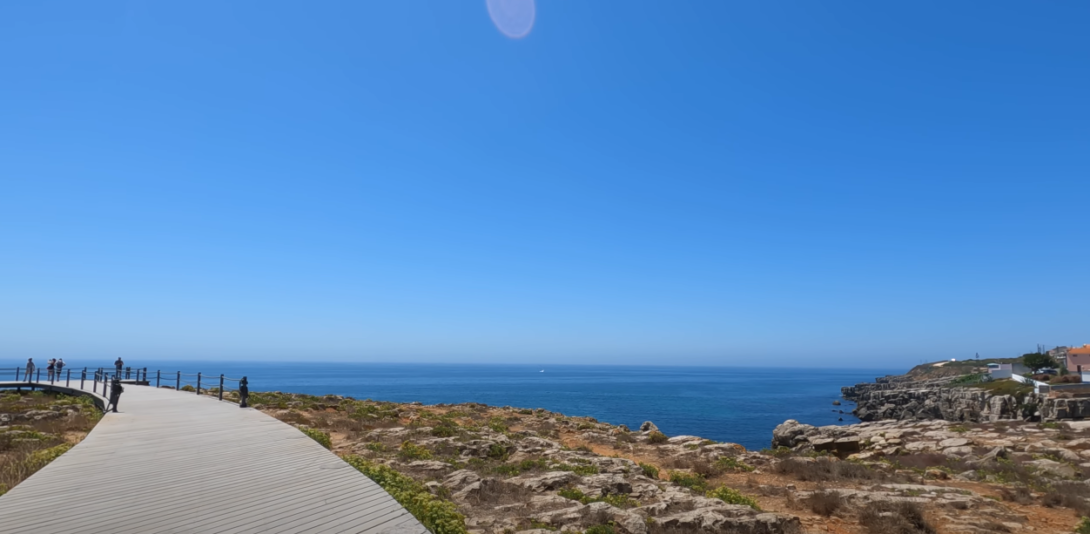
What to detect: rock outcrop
<box><xmin>841</xmin><ymin>375</ymin><xmax>1054</xmax><ymax>423</ymax></box>
<box><xmin>257</xmin><ymin>390</ymin><xmax>1090</xmax><ymax>534</ymax></box>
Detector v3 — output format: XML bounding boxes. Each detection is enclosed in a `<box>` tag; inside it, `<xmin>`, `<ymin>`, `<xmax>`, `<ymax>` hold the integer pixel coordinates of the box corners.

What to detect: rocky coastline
<box><xmin>841</xmin><ymin>376</ymin><xmax>1039</xmax><ymax>423</ymax></box>
<box><xmin>251</xmin><ymin>390</ymin><xmax>1090</xmax><ymax>534</ymax></box>
<box><xmin>841</xmin><ymin>367</ymin><xmax>1090</xmax><ymax>424</ymax></box>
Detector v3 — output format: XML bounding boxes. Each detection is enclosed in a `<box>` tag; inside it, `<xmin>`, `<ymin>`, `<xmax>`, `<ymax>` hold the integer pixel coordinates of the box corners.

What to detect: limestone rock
<box><xmin>576</xmin><ymin>474</ymin><xmax>632</xmax><ymax>496</ymax></box>
<box><xmin>938</xmin><ymin>437</ymin><xmax>970</xmax><ymax>448</ymax></box>
<box><xmin>510</xmin><ymin>471</ymin><xmax>578</xmax><ymax>492</ymax></box>
<box><xmin>1025</xmin><ymin>459</ymin><xmax>1077</xmax><ymax>478</ymax></box>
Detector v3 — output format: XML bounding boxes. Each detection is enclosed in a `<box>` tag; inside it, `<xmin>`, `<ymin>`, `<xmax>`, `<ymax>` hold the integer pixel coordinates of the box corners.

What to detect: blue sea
<box><xmin>1</xmin><ymin>361</ymin><xmax>897</xmax><ymax>451</ymax></box>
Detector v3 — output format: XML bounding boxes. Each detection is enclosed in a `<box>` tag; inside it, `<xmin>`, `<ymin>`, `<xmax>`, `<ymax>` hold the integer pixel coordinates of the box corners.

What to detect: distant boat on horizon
<box><xmin>540</xmin><ymin>369</ymin><xmax>544</xmax><ymax>373</ymax></box>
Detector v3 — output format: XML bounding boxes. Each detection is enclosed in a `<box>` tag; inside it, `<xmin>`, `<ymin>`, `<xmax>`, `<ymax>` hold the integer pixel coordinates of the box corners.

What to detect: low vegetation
<box><xmin>802</xmin><ymin>490</ymin><xmax>844</xmax><ymax>516</ymax></box>
<box><xmin>773</xmin><ymin>457</ymin><xmax>886</xmax><ymax>482</ymax></box>
<box><xmin>647</xmin><ymin>430</ymin><xmax>668</xmax><ymax>444</ymax></box>
<box><xmin>0</xmin><ymin>390</ymin><xmax>101</xmax><ymax>495</ymax></box>
<box><xmin>859</xmin><ymin>501</ymin><xmax>935</xmax><ymax>534</ymax></box>
<box><xmin>1076</xmin><ymin>517</ymin><xmax>1090</xmax><ymax>534</ymax></box>
<box><xmin>558</xmin><ymin>487</ymin><xmax>637</xmax><ymax>508</ymax></box>
<box><xmin>344</xmin><ymin>455</ymin><xmax>467</xmax><ymax>534</ymax></box>
<box><xmin>638</xmin><ymin>462</ymin><xmax>659</xmax><ymax>479</ymax></box>
<box><xmin>962</xmin><ymin>379</ymin><xmax>1033</xmax><ymax>398</ymax></box>
<box><xmin>706</xmin><ymin>486</ymin><xmax>760</xmax><ymax>510</ymax></box>
<box><xmin>297</xmin><ymin>426</ymin><xmax>332</xmax><ymax>449</ymax></box>
<box><xmin>255</xmin><ymin>389</ymin><xmax>1090</xmax><ymax>534</ymax></box>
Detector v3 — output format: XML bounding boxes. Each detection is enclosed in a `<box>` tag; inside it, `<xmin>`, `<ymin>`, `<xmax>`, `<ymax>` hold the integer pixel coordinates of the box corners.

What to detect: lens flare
<box><xmin>486</xmin><ymin>0</ymin><xmax>535</xmax><ymax>39</ymax></box>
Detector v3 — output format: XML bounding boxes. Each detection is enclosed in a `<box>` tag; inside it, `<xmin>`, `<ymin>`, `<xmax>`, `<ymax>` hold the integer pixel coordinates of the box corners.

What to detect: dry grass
<box><xmin>0</xmin><ymin>391</ymin><xmax>100</xmax><ymax>494</ymax></box>
<box><xmin>465</xmin><ymin>479</ymin><xmax>534</xmax><ymax>508</ymax></box>
<box><xmin>998</xmin><ymin>485</ymin><xmax>1033</xmax><ymax>504</ymax></box>
<box><xmin>859</xmin><ymin>501</ymin><xmax>936</xmax><ymax>534</ymax></box>
<box><xmin>804</xmin><ymin>490</ymin><xmax>845</xmax><ymax>516</ymax></box>
<box><xmin>772</xmin><ymin>457</ymin><xmax>886</xmax><ymax>482</ymax></box>
<box><xmin>1042</xmin><ymin>482</ymin><xmax>1090</xmax><ymax>516</ymax></box>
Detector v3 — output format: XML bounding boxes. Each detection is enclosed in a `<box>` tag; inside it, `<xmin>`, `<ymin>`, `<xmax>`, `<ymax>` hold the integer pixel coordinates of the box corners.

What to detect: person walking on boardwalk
<box><xmin>47</xmin><ymin>359</ymin><xmax>56</xmax><ymax>382</ymax></box>
<box><xmin>107</xmin><ymin>377</ymin><xmax>124</xmax><ymax>413</ymax></box>
<box><xmin>25</xmin><ymin>358</ymin><xmax>35</xmax><ymax>382</ymax></box>
<box><xmin>56</xmin><ymin>359</ymin><xmax>65</xmax><ymax>378</ymax></box>
<box><xmin>114</xmin><ymin>357</ymin><xmax>124</xmax><ymax>378</ymax></box>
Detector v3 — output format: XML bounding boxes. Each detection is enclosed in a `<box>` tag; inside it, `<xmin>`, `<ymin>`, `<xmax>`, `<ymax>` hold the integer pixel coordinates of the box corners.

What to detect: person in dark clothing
<box><xmin>114</xmin><ymin>357</ymin><xmax>124</xmax><ymax>378</ymax></box>
<box><xmin>56</xmin><ymin>359</ymin><xmax>65</xmax><ymax>377</ymax></box>
<box><xmin>238</xmin><ymin>377</ymin><xmax>249</xmax><ymax>408</ymax></box>
<box><xmin>47</xmin><ymin>359</ymin><xmax>56</xmax><ymax>382</ymax></box>
<box><xmin>25</xmin><ymin>358</ymin><xmax>35</xmax><ymax>382</ymax></box>
<box><xmin>108</xmin><ymin>377</ymin><xmax>124</xmax><ymax>413</ymax></box>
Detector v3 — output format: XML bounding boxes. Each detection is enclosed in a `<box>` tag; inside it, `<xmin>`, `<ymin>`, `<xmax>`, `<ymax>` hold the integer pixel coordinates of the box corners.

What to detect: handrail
<box><xmin>0</xmin><ymin>365</ymin><xmax>251</xmax><ymax>408</ymax></box>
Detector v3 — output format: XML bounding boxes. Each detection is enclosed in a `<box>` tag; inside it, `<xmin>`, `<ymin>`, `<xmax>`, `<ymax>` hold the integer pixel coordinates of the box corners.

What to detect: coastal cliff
<box><xmin>843</xmin><ymin>367</ymin><xmax>1090</xmax><ymax>424</ymax></box>
<box><xmin>842</xmin><ymin>376</ymin><xmax>1038</xmax><ymax>422</ymax></box>
<box><xmin>252</xmin><ymin>391</ymin><xmax>1090</xmax><ymax>534</ymax></box>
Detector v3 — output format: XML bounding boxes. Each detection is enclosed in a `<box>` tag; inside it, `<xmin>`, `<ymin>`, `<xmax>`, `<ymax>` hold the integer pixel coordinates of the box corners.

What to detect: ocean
<box><xmin>2</xmin><ymin>361</ymin><xmax>897</xmax><ymax>451</ymax></box>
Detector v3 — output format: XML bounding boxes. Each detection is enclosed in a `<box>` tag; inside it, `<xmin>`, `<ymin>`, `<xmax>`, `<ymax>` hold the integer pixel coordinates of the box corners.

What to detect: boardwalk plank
<box><xmin>0</xmin><ymin>380</ymin><xmax>427</xmax><ymax>534</ymax></box>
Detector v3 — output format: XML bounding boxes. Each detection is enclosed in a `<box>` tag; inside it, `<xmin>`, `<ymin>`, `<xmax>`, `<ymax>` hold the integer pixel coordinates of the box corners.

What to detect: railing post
<box><xmin>66</xmin><ymin>369</ymin><xmax>71</xmax><ymax>387</ymax></box>
<box><xmin>176</xmin><ymin>371</ymin><xmax>181</xmax><ymax>391</ymax></box>
<box><xmin>37</xmin><ymin>369</ymin><xmax>41</xmax><ymax>382</ymax></box>
<box><xmin>156</xmin><ymin>370</ymin><xmax>161</xmax><ymax>388</ymax></box>
<box><xmin>81</xmin><ymin>369</ymin><xmax>86</xmax><ymax>390</ymax></box>
<box><xmin>15</xmin><ymin>367</ymin><xmax>20</xmax><ymax>381</ymax></box>
<box><xmin>219</xmin><ymin>374</ymin><xmax>224</xmax><ymax>401</ymax></box>
<box><xmin>143</xmin><ymin>367</ymin><xmax>147</xmax><ymax>382</ymax></box>
<box><xmin>197</xmin><ymin>372</ymin><xmax>202</xmax><ymax>395</ymax></box>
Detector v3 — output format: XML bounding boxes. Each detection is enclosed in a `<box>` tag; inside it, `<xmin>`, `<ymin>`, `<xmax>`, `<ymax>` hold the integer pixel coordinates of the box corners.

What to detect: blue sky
<box><xmin>1</xmin><ymin>1</ymin><xmax>1087</xmax><ymax>367</ymax></box>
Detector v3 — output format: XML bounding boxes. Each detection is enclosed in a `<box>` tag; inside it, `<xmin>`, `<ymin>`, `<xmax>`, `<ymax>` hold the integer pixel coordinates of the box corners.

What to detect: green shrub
<box><xmin>554</xmin><ymin>463</ymin><xmax>599</xmax><ymax>476</ymax></box>
<box><xmin>714</xmin><ymin>457</ymin><xmax>754</xmax><ymax>472</ymax></box>
<box><xmin>647</xmin><ymin>431</ymin><xmax>668</xmax><ymax>444</ymax></box>
<box><xmin>298</xmin><ymin>426</ymin><xmax>332</xmax><ymax>449</ymax></box>
<box><xmin>431</xmin><ymin>422</ymin><xmax>457</xmax><ymax>437</ymax></box>
<box><xmin>26</xmin><ymin>443</ymin><xmax>73</xmax><ymax>470</ymax></box>
<box><xmin>180</xmin><ymin>385</ymin><xmax>196</xmax><ymax>392</ymax></box>
<box><xmin>344</xmin><ymin>456</ymin><xmax>467</xmax><ymax>534</ymax></box>
<box><xmin>639</xmin><ymin>463</ymin><xmax>660</xmax><ymax>479</ymax></box>
<box><xmin>487</xmin><ymin>443</ymin><xmax>510</xmax><ymax>461</ymax></box>
<box><xmin>584</xmin><ymin>525</ymin><xmax>615</xmax><ymax>534</ymax></box>
<box><xmin>398</xmin><ymin>441</ymin><xmax>433</xmax><ymax>461</ymax></box>
<box><xmin>487</xmin><ymin>417</ymin><xmax>509</xmax><ymax>433</ymax></box>
<box><xmin>365</xmin><ymin>442</ymin><xmax>386</xmax><ymax>453</ymax></box>
<box><xmin>950</xmin><ymin>373</ymin><xmax>985</xmax><ymax>385</ymax></box>
<box><xmin>1077</xmin><ymin>517</ymin><xmax>1090</xmax><ymax>534</ymax></box>
<box><xmin>669</xmin><ymin>471</ymin><xmax>708</xmax><ymax>493</ymax></box>
<box><xmin>706</xmin><ymin>486</ymin><xmax>761</xmax><ymax>510</ymax></box>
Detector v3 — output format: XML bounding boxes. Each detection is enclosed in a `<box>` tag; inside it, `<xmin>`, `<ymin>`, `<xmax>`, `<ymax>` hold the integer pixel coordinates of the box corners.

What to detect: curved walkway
<box><xmin>0</xmin><ymin>381</ymin><xmax>427</xmax><ymax>534</ymax></box>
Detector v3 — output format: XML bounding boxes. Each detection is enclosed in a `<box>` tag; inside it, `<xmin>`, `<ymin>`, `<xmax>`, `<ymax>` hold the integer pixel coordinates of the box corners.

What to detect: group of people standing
<box><xmin>23</xmin><ymin>358</ymin><xmax>66</xmax><ymax>381</ymax></box>
<box><xmin>22</xmin><ymin>357</ymin><xmax>125</xmax><ymax>381</ymax></box>
<box><xmin>22</xmin><ymin>357</ymin><xmax>125</xmax><ymax>413</ymax></box>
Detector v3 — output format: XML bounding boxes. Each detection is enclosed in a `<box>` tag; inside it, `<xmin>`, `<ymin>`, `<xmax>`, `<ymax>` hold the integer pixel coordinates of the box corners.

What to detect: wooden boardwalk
<box><xmin>0</xmin><ymin>380</ymin><xmax>428</xmax><ymax>534</ymax></box>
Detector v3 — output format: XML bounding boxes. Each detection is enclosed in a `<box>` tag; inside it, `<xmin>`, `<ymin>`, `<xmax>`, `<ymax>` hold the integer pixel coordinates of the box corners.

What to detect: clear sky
<box><xmin>1</xmin><ymin>1</ymin><xmax>1087</xmax><ymax>367</ymax></box>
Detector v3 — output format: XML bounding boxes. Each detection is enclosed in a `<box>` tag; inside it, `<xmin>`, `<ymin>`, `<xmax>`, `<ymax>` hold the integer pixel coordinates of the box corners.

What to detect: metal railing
<box><xmin>1</xmin><ymin>366</ymin><xmax>251</xmax><ymax>408</ymax></box>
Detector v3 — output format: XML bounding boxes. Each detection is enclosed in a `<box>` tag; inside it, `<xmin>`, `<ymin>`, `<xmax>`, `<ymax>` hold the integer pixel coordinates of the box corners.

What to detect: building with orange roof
<box><xmin>1066</xmin><ymin>345</ymin><xmax>1090</xmax><ymax>373</ymax></box>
